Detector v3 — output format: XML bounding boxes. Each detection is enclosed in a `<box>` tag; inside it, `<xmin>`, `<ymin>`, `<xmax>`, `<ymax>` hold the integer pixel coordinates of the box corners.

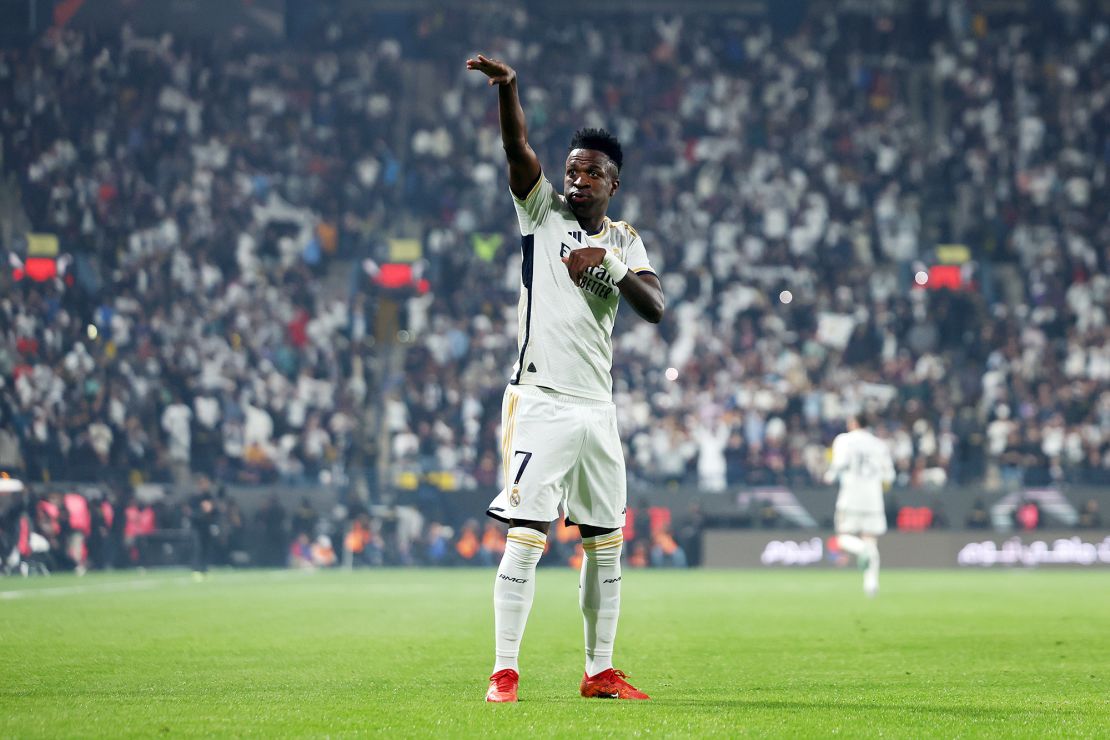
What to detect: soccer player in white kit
<box><xmin>823</xmin><ymin>414</ymin><xmax>896</xmax><ymax>597</ymax></box>
<box><xmin>466</xmin><ymin>53</ymin><xmax>665</xmax><ymax>703</ymax></box>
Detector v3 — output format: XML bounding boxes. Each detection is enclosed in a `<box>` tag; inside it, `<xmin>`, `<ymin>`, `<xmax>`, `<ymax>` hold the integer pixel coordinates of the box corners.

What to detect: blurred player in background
<box><xmin>466</xmin><ymin>53</ymin><xmax>665</xmax><ymax>703</ymax></box>
<box><xmin>187</xmin><ymin>479</ymin><xmax>219</xmax><ymax>581</ymax></box>
<box><xmin>824</xmin><ymin>413</ymin><xmax>895</xmax><ymax>597</ymax></box>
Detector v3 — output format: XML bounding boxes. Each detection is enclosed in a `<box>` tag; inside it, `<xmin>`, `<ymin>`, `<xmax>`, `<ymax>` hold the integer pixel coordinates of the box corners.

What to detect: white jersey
<box><xmin>509</xmin><ymin>175</ymin><xmax>656</xmax><ymax>402</ymax></box>
<box><xmin>825</xmin><ymin>428</ymin><xmax>895</xmax><ymax>513</ymax></box>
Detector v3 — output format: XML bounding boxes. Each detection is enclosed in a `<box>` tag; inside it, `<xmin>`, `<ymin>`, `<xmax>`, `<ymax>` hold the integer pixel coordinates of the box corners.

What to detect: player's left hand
<box><xmin>562</xmin><ymin>247</ymin><xmax>606</xmax><ymax>286</ymax></box>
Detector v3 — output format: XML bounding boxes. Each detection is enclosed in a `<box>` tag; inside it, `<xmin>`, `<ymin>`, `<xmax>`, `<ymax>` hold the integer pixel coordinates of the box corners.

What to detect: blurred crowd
<box><xmin>0</xmin><ymin>2</ymin><xmax>1108</xmax><ymax>504</ymax></box>
<box><xmin>4</xmin><ymin>480</ymin><xmax>1103</xmax><ymax>575</ymax></box>
<box><xmin>385</xmin><ymin>4</ymin><xmax>1110</xmax><ymax>493</ymax></box>
<box><xmin>0</xmin><ymin>24</ymin><xmax>390</xmax><ymax>487</ymax></box>
<box><xmin>0</xmin><ymin>483</ymin><xmax>704</xmax><ymax>574</ymax></box>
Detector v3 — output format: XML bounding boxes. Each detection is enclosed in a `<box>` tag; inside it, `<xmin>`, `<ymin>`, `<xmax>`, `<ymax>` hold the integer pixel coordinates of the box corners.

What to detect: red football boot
<box><xmin>579</xmin><ymin>669</ymin><xmax>650</xmax><ymax>700</ymax></box>
<box><xmin>485</xmin><ymin>668</ymin><xmax>519</xmax><ymax>703</ymax></box>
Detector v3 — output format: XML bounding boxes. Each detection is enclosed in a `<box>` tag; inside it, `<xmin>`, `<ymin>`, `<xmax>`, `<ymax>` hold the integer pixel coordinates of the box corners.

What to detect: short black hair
<box><xmin>569</xmin><ymin>127</ymin><xmax>623</xmax><ymax>173</ymax></box>
<box><xmin>855</xmin><ymin>410</ymin><xmax>880</xmax><ymax>430</ymax></box>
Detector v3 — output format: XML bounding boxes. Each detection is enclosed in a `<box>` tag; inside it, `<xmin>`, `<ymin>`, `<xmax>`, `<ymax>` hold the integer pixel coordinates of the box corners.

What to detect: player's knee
<box><xmin>504</xmin><ymin>544</ymin><xmax>543</xmax><ymax>570</ymax></box>
<box><xmin>588</xmin><ymin>546</ymin><xmax>621</xmax><ymax>568</ymax></box>
<box><xmin>583</xmin><ymin>530</ymin><xmax>623</xmax><ymax>567</ymax></box>
<box><xmin>503</xmin><ymin>523</ymin><xmax>547</xmax><ymax>569</ymax></box>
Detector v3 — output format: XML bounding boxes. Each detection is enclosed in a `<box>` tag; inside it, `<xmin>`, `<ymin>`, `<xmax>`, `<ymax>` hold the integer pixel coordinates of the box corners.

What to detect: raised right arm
<box><xmin>466</xmin><ymin>54</ymin><xmax>542</xmax><ymax>198</ymax></box>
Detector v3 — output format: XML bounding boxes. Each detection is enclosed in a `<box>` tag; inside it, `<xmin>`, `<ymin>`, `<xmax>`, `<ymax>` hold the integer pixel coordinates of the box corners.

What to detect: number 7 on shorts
<box><xmin>512</xmin><ymin>450</ymin><xmax>533</xmax><ymax>485</ymax></box>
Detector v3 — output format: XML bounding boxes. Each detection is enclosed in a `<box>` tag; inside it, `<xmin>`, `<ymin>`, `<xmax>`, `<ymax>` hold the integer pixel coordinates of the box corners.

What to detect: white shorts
<box><xmin>486</xmin><ymin>384</ymin><xmax>627</xmax><ymax>530</ymax></box>
<box><xmin>835</xmin><ymin>509</ymin><xmax>888</xmax><ymax>536</ymax></box>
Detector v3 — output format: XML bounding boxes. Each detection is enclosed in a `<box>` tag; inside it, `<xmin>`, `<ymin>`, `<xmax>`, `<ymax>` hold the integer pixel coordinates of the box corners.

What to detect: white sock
<box><xmin>836</xmin><ymin>534</ymin><xmax>866</xmax><ymax>557</ymax></box>
<box><xmin>864</xmin><ymin>541</ymin><xmax>880</xmax><ymax>595</ymax></box>
<box><xmin>492</xmin><ymin>527</ymin><xmax>546</xmax><ymax>674</ymax></box>
<box><xmin>580</xmin><ymin>531</ymin><xmax>623</xmax><ymax>677</ymax></box>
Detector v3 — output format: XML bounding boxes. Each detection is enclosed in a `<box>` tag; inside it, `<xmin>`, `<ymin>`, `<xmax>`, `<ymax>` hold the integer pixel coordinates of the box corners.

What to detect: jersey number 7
<box><xmin>512</xmin><ymin>450</ymin><xmax>533</xmax><ymax>484</ymax></box>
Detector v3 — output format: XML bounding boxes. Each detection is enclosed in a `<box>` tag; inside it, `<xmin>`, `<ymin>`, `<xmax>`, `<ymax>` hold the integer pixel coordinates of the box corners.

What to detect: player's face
<box><xmin>564</xmin><ymin>149</ymin><xmax>619</xmax><ymax>219</ymax></box>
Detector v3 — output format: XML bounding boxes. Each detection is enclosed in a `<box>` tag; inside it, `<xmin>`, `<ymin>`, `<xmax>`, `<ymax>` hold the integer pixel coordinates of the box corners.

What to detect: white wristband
<box><xmin>602</xmin><ymin>252</ymin><xmax>629</xmax><ymax>283</ymax></box>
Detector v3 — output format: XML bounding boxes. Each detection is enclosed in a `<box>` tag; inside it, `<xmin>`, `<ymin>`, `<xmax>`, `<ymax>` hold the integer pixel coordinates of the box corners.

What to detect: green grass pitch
<box><xmin>1</xmin><ymin>568</ymin><xmax>1107</xmax><ymax>737</ymax></box>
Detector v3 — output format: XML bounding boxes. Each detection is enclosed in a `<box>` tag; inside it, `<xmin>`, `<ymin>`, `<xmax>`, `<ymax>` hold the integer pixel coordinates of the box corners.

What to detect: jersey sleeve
<box><xmin>512</xmin><ymin>174</ymin><xmax>555</xmax><ymax>235</ymax></box>
<box><xmin>621</xmin><ymin>229</ymin><xmax>656</xmax><ymax>276</ymax></box>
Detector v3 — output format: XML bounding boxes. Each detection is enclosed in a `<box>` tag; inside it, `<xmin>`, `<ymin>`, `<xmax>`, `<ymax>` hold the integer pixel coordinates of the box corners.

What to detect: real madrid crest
<box><xmin>509</xmin><ymin>487</ymin><xmax>521</xmax><ymax>507</ymax></box>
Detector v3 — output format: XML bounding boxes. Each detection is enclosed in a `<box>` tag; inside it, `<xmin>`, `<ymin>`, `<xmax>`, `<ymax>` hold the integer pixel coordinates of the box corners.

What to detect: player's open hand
<box><xmin>562</xmin><ymin>247</ymin><xmax>607</xmax><ymax>286</ymax></box>
<box><xmin>466</xmin><ymin>54</ymin><xmax>516</xmax><ymax>86</ymax></box>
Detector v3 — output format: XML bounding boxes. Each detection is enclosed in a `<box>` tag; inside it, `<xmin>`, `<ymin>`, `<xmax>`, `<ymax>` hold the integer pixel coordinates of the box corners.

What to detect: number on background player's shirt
<box><xmin>508</xmin><ymin>175</ymin><xmax>655</xmax><ymax>402</ymax></box>
<box><xmin>828</xmin><ymin>429</ymin><xmax>896</xmax><ymax>513</ymax></box>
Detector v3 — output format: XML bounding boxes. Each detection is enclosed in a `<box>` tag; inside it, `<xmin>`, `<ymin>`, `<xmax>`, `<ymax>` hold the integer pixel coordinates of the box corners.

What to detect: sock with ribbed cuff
<box><xmin>492</xmin><ymin>527</ymin><xmax>546</xmax><ymax>674</ymax></box>
<box><xmin>580</xmin><ymin>530</ymin><xmax>623</xmax><ymax>677</ymax></box>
